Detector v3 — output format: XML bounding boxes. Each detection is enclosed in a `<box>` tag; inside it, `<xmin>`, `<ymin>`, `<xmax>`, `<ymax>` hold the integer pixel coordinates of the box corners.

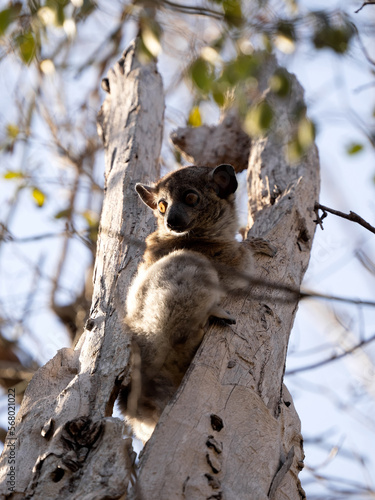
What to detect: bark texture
<box><xmin>0</xmin><ymin>42</ymin><xmax>164</xmax><ymax>499</ymax></box>
<box><xmin>134</xmin><ymin>55</ymin><xmax>319</xmax><ymax>500</ymax></box>
<box><xmin>171</xmin><ymin>108</ymin><xmax>251</xmax><ymax>173</ymax></box>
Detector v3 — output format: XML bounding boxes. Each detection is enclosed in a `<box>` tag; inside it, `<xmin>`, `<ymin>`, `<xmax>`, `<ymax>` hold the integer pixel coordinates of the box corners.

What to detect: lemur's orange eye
<box><xmin>158</xmin><ymin>200</ymin><xmax>167</xmax><ymax>214</ymax></box>
<box><xmin>184</xmin><ymin>191</ymin><xmax>199</xmax><ymax>206</ymax></box>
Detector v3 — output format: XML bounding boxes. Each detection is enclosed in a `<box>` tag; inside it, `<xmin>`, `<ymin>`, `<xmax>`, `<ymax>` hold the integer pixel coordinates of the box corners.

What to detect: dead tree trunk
<box><xmin>0</xmin><ymin>41</ymin><xmax>319</xmax><ymax>500</ymax></box>
<box><xmin>134</xmin><ymin>57</ymin><xmax>319</xmax><ymax>499</ymax></box>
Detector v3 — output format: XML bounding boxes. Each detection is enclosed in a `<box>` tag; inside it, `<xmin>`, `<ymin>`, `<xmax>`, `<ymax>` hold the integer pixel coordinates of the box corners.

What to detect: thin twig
<box><xmin>159</xmin><ymin>0</ymin><xmax>223</xmax><ymax>19</ymax></box>
<box><xmin>228</xmin><ymin>268</ymin><xmax>375</xmax><ymax>307</ymax></box>
<box><xmin>350</xmin><ymin>22</ymin><xmax>375</xmax><ymax>67</ymax></box>
<box><xmin>313</xmin><ymin>203</ymin><xmax>327</xmax><ymax>230</ymax></box>
<box><xmin>299</xmin><ymin>290</ymin><xmax>375</xmax><ymax>307</ymax></box>
<box><xmin>355</xmin><ymin>1</ymin><xmax>375</xmax><ymax>14</ymax></box>
<box><xmin>314</xmin><ymin>202</ymin><xmax>375</xmax><ymax>235</ymax></box>
<box><xmin>1</xmin><ymin>232</ymin><xmax>62</xmax><ymax>243</ymax></box>
<box><xmin>7</xmin><ymin>225</ymin><xmax>375</xmax><ymax>309</ymax></box>
<box><xmin>353</xmin><ymin>81</ymin><xmax>375</xmax><ymax>94</ymax></box>
<box><xmin>286</xmin><ymin>332</ymin><xmax>375</xmax><ymax>375</ymax></box>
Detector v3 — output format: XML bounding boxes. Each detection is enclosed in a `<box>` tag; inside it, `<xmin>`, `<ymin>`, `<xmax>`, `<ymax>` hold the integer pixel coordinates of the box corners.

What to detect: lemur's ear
<box><xmin>135</xmin><ymin>183</ymin><xmax>157</xmax><ymax>210</ymax></box>
<box><xmin>211</xmin><ymin>164</ymin><xmax>238</xmax><ymax>198</ymax></box>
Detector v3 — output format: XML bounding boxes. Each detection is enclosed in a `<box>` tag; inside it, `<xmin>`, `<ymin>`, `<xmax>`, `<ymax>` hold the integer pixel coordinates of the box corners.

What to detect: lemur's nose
<box><xmin>166</xmin><ymin>206</ymin><xmax>189</xmax><ymax>232</ymax></box>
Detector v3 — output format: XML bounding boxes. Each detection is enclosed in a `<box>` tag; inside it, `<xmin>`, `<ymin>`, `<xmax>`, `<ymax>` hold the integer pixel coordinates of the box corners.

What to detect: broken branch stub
<box><xmin>171</xmin><ymin>108</ymin><xmax>251</xmax><ymax>173</ymax></box>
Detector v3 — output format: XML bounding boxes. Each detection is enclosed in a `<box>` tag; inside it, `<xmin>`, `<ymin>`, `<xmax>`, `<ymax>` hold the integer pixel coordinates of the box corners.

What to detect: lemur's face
<box><xmin>135</xmin><ymin>164</ymin><xmax>238</xmax><ymax>238</ymax></box>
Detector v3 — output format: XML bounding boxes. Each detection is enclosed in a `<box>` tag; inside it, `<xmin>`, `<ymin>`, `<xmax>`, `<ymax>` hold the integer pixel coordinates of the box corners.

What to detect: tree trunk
<box><xmin>0</xmin><ymin>41</ymin><xmax>319</xmax><ymax>500</ymax></box>
<box><xmin>0</xmin><ymin>41</ymin><xmax>164</xmax><ymax>499</ymax></box>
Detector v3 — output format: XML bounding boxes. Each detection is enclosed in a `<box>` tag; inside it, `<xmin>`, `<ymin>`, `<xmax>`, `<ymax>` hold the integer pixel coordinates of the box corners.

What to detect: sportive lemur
<box><xmin>119</xmin><ymin>164</ymin><xmax>268</xmax><ymax>442</ymax></box>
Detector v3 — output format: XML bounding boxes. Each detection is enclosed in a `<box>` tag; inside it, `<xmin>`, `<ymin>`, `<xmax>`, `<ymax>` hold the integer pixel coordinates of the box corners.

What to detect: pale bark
<box><xmin>134</xmin><ymin>56</ymin><xmax>319</xmax><ymax>500</ymax></box>
<box><xmin>0</xmin><ymin>41</ymin><xmax>163</xmax><ymax>499</ymax></box>
<box><xmin>171</xmin><ymin>108</ymin><xmax>251</xmax><ymax>173</ymax></box>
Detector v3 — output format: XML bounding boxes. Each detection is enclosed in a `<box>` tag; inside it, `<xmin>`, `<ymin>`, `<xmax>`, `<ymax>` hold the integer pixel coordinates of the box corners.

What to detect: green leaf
<box><xmin>212</xmin><ymin>85</ymin><xmax>225</xmax><ymax>107</ymax></box>
<box><xmin>88</xmin><ymin>226</ymin><xmax>98</xmax><ymax>243</ymax></box>
<box><xmin>297</xmin><ymin>117</ymin><xmax>315</xmax><ymax>150</ymax></box>
<box><xmin>0</xmin><ymin>4</ymin><xmax>22</xmax><ymax>36</ymax></box>
<box><xmin>346</xmin><ymin>143</ymin><xmax>364</xmax><ymax>155</ymax></box>
<box><xmin>244</xmin><ymin>101</ymin><xmax>274</xmax><ymax>136</ymax></box>
<box><xmin>6</xmin><ymin>124</ymin><xmax>19</xmax><ymax>139</ymax></box>
<box><xmin>54</xmin><ymin>208</ymin><xmax>72</xmax><ymax>219</ymax></box>
<box><xmin>269</xmin><ymin>69</ymin><xmax>291</xmax><ymax>98</ymax></box>
<box><xmin>286</xmin><ymin>138</ymin><xmax>304</xmax><ymax>163</ymax></box>
<box><xmin>56</xmin><ymin>3</ymin><xmax>65</xmax><ymax>26</ymax></box>
<box><xmin>223</xmin><ymin>0</ymin><xmax>243</xmax><ymax>27</ymax></box>
<box><xmin>0</xmin><ymin>9</ymin><xmax>12</xmax><ymax>36</ymax></box>
<box><xmin>223</xmin><ymin>54</ymin><xmax>259</xmax><ymax>85</ymax></box>
<box><xmin>140</xmin><ymin>18</ymin><xmax>162</xmax><ymax>58</ymax></box>
<box><xmin>313</xmin><ymin>23</ymin><xmax>354</xmax><ymax>54</ymax></box>
<box><xmin>188</xmin><ymin>106</ymin><xmax>202</xmax><ymax>127</ymax></box>
<box><xmin>3</xmin><ymin>170</ymin><xmax>24</xmax><ymax>180</ymax></box>
<box><xmin>32</xmin><ymin>187</ymin><xmax>46</xmax><ymax>207</ymax></box>
<box><xmin>174</xmin><ymin>148</ymin><xmax>182</xmax><ymax>163</ymax></box>
<box><xmin>82</xmin><ymin>210</ymin><xmax>98</xmax><ymax>228</ymax></box>
<box><xmin>287</xmin><ymin>118</ymin><xmax>316</xmax><ymax>162</ymax></box>
<box><xmin>189</xmin><ymin>58</ymin><xmax>214</xmax><ymax>93</ymax></box>
<box><xmin>16</xmin><ymin>31</ymin><xmax>36</xmax><ymax>64</ymax></box>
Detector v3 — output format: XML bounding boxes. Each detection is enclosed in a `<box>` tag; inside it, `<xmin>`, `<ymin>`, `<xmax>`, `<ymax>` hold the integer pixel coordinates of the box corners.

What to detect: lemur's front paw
<box><xmin>246</xmin><ymin>237</ymin><xmax>277</xmax><ymax>257</ymax></box>
<box><xmin>209</xmin><ymin>316</ymin><xmax>237</xmax><ymax>326</ymax></box>
<box><xmin>209</xmin><ymin>305</ymin><xmax>236</xmax><ymax>325</ymax></box>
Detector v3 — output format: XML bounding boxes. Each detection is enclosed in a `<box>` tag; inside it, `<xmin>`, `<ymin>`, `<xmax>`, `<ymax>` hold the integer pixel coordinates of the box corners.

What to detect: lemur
<box><xmin>119</xmin><ymin>164</ymin><xmax>261</xmax><ymax>442</ymax></box>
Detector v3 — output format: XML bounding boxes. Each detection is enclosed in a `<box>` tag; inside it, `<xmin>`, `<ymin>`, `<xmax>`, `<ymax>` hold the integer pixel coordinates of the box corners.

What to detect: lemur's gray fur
<box><xmin>119</xmin><ymin>164</ymin><xmax>254</xmax><ymax>442</ymax></box>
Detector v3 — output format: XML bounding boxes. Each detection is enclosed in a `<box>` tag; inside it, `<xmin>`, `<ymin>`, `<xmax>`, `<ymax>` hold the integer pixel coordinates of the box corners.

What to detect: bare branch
<box><xmin>0</xmin><ymin>231</ymin><xmax>62</xmax><ymax>243</ymax></box>
<box><xmin>350</xmin><ymin>21</ymin><xmax>375</xmax><ymax>67</ymax></box>
<box><xmin>159</xmin><ymin>0</ymin><xmax>223</xmax><ymax>19</ymax></box>
<box><xmin>286</xmin><ymin>332</ymin><xmax>375</xmax><ymax>375</ymax></box>
<box><xmin>354</xmin><ymin>1</ymin><xmax>375</xmax><ymax>14</ymax></box>
<box><xmin>9</xmin><ymin>224</ymin><xmax>374</xmax><ymax>310</ymax></box>
<box><xmin>314</xmin><ymin>202</ymin><xmax>375</xmax><ymax>234</ymax></box>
